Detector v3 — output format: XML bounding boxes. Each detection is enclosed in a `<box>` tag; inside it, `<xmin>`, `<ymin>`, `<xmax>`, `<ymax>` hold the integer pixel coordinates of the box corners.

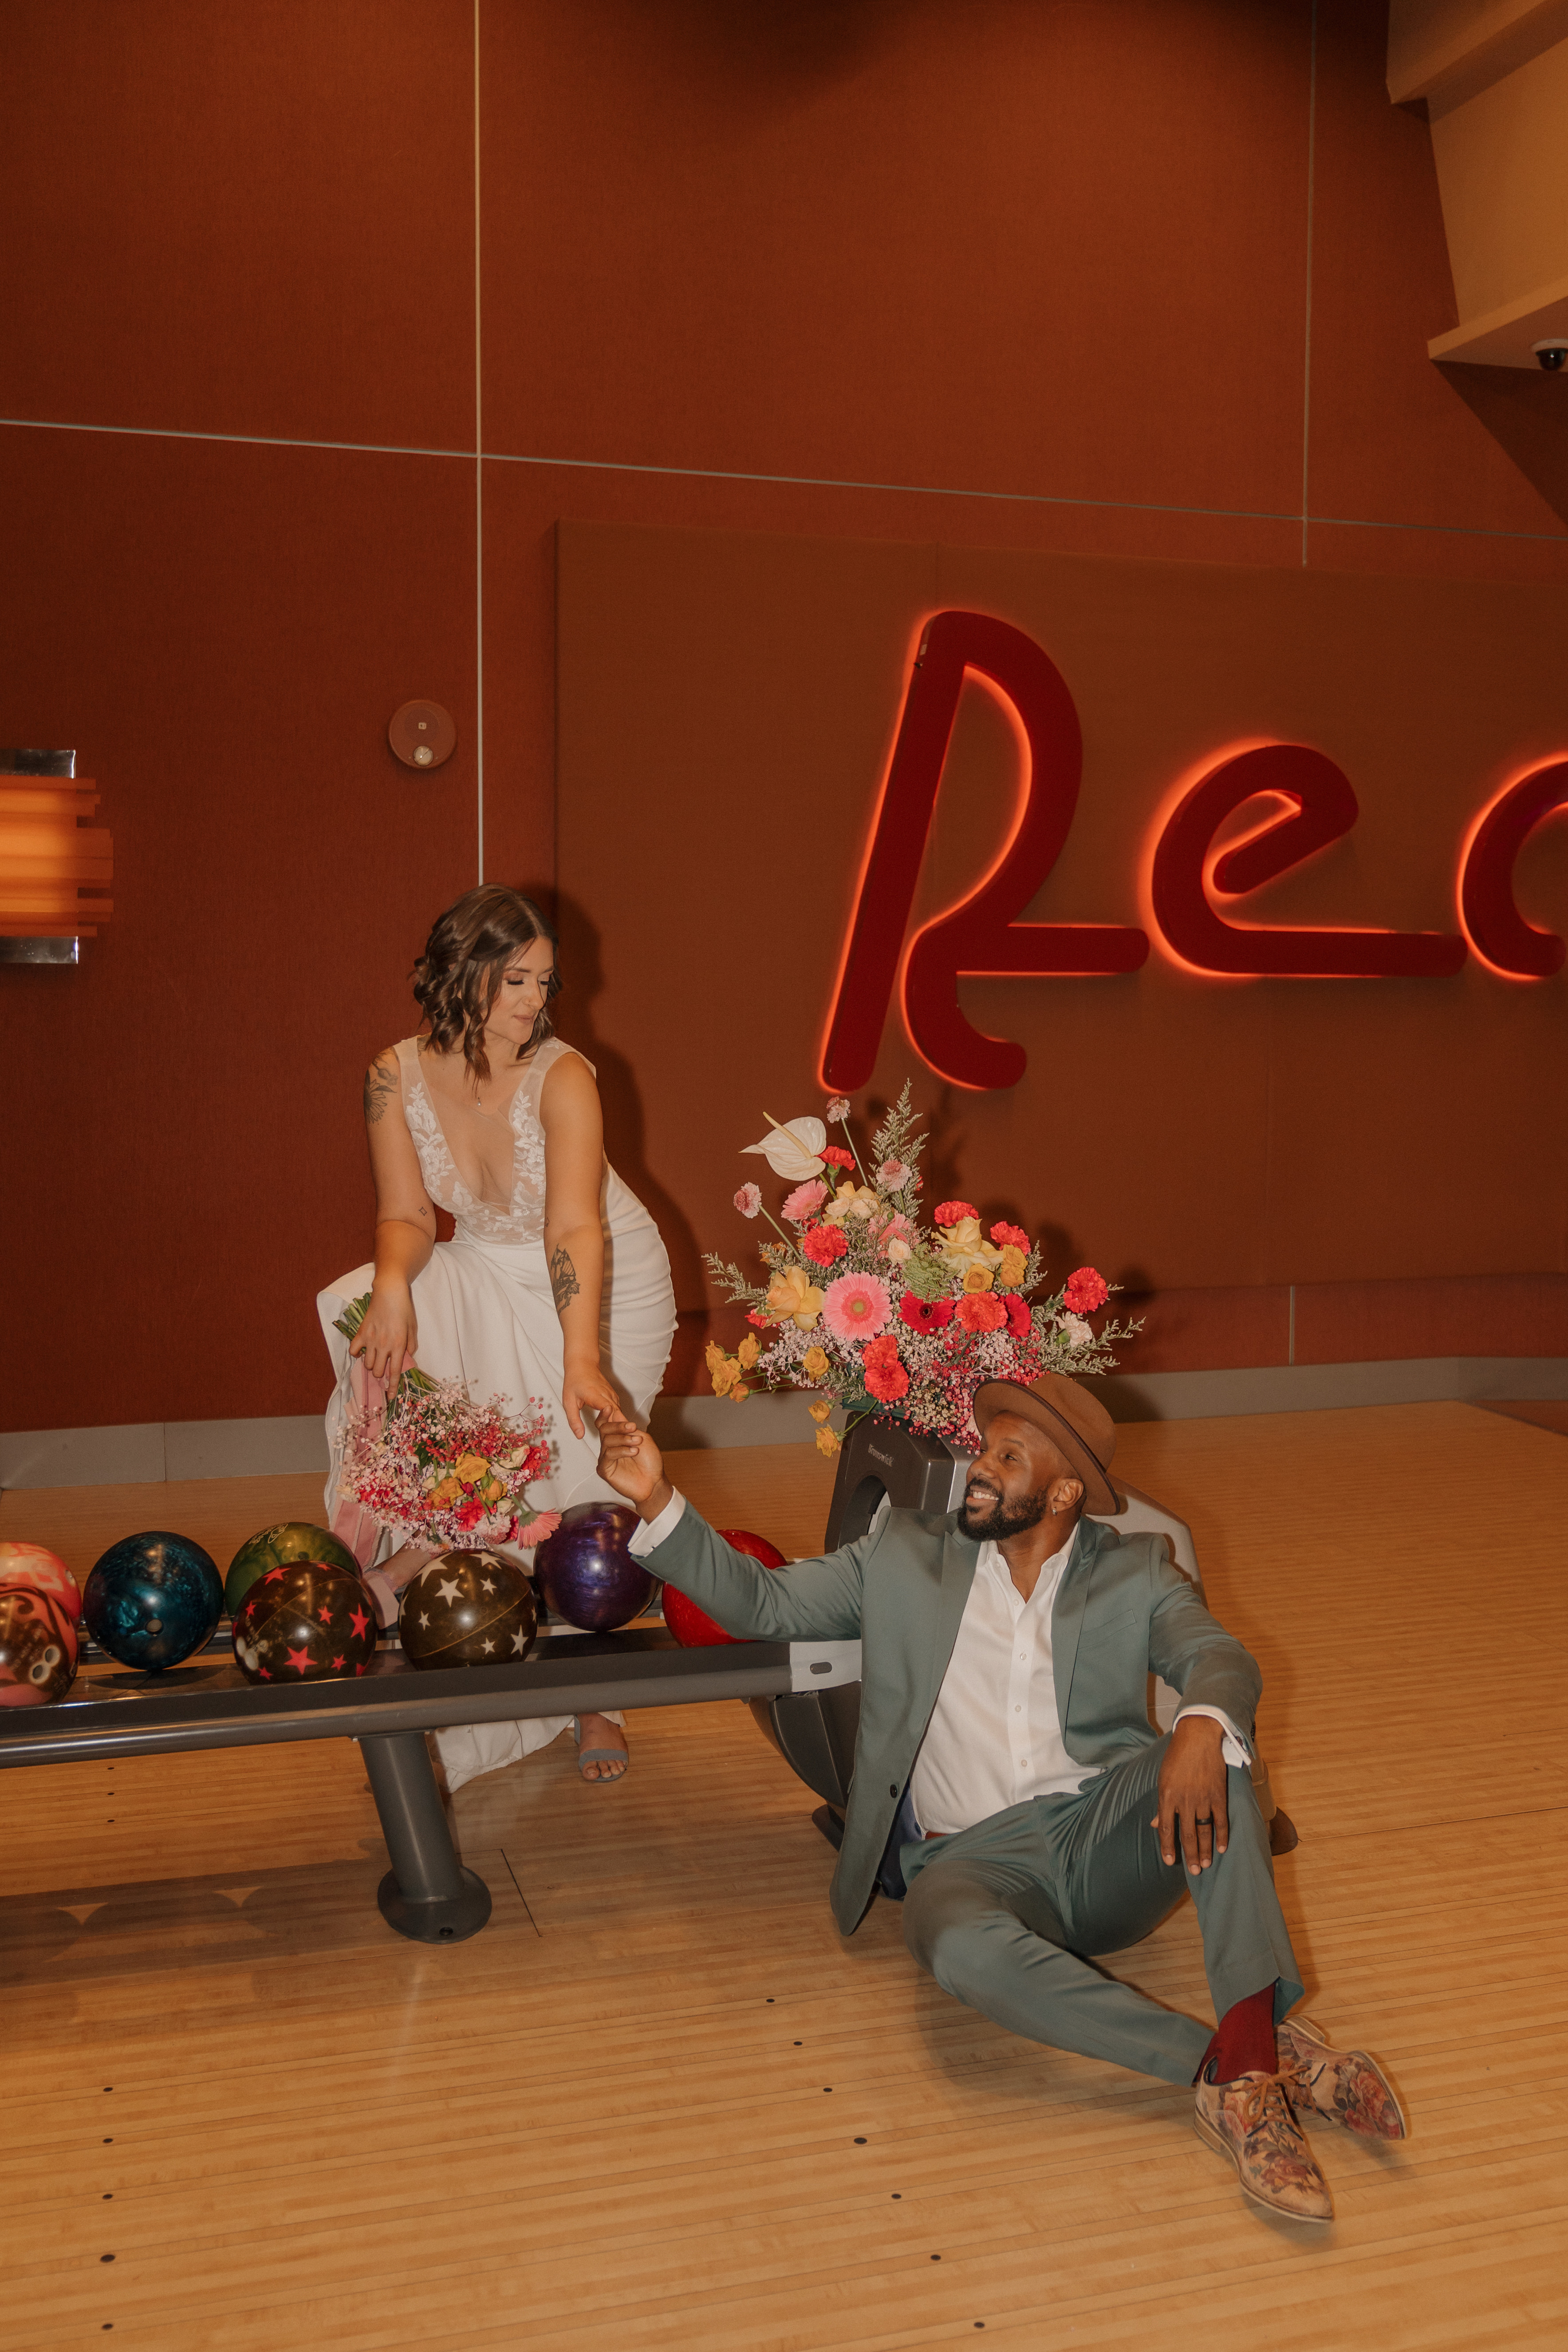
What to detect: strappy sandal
<box><xmin>572</xmin><ymin>1717</ymin><xmax>629</xmax><ymax>1784</ymax></box>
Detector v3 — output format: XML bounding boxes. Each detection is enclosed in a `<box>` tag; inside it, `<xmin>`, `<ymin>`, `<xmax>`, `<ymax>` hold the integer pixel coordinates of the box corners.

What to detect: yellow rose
<box><xmin>429</xmin><ymin>1475</ymin><xmax>461</xmax><ymax>1507</ymax></box>
<box><xmin>483</xmin><ymin>1479</ymin><xmax>505</xmax><ymax>1504</ymax></box>
<box><xmin>729</xmin><ymin>1381</ymin><xmax>749</xmax><ymax>1402</ymax></box>
<box><xmin>815</xmin><ymin>1425</ymin><xmax>841</xmax><ymax>1456</ymax></box>
<box><xmin>707</xmin><ymin>1343</ymin><xmax>741</xmax><ymax>1396</ymax></box>
<box><xmin>997</xmin><ymin>1245</ymin><xmax>1028</xmax><ymax>1287</ymax></box>
<box><xmin>766</xmin><ymin>1265</ymin><xmax>826</xmax><ymax>1330</ymax></box>
<box><xmin>455</xmin><ymin>1452</ymin><xmax>489</xmax><ymax>1483</ymax></box>
<box><xmin>801</xmin><ymin>1344</ymin><xmax>830</xmax><ymax>1381</ymax></box>
<box><xmin>737</xmin><ymin>1333</ymin><xmax>760</xmax><ymax>1370</ymax></box>
<box><xmin>824</xmin><ymin>1181</ymin><xmax>880</xmax><ymax>1225</ymax></box>
<box><xmin>939</xmin><ymin>1216</ymin><xmax>1003</xmax><ymax>1275</ymax></box>
<box><xmin>808</xmin><ymin>1399</ymin><xmax>831</xmax><ymax>1423</ymax></box>
<box><xmin>962</xmin><ymin>1263</ymin><xmax>994</xmax><ymax>1293</ymax></box>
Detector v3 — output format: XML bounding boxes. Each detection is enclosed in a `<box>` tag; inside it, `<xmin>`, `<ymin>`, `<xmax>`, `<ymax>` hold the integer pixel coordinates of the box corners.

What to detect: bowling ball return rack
<box><xmin>0</xmin><ymin>1626</ymin><xmax>862</xmax><ymax>1945</ymax></box>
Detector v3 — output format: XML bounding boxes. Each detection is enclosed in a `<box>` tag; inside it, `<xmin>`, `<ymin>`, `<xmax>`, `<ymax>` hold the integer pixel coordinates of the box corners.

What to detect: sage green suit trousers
<box><xmin>901</xmin><ymin>1734</ymin><xmax>1303</xmax><ymax>2086</ymax></box>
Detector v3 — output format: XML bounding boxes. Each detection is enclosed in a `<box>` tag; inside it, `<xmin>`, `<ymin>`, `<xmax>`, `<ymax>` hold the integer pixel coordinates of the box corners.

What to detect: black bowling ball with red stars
<box><xmin>232</xmin><ymin>1561</ymin><xmax>378</xmax><ymax>1684</ymax></box>
<box><xmin>398</xmin><ymin>1550</ymin><xmax>536</xmax><ymax>1669</ymax></box>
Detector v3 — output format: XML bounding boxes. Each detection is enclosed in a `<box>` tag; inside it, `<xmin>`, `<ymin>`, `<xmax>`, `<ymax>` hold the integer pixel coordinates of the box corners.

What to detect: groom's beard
<box><xmin>961</xmin><ymin>1477</ymin><xmax>1054</xmax><ymax>1542</ymax></box>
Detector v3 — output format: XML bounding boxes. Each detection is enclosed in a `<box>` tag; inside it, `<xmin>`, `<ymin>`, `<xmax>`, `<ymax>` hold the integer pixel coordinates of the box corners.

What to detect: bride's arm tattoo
<box><xmin>363</xmin><ymin>1054</ymin><xmax>399</xmax><ymax>1126</ymax></box>
<box><xmin>549</xmin><ymin>1245</ymin><xmax>580</xmax><ymax>1312</ymax></box>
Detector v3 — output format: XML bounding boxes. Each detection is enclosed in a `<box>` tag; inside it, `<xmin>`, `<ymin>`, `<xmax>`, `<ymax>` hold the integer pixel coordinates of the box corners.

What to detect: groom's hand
<box><xmin>1152</xmin><ymin>1714</ymin><xmax>1229</xmax><ymax>1875</ymax></box>
<box><xmin>597</xmin><ymin>1407</ymin><xmax>673</xmax><ymax>1521</ymax></box>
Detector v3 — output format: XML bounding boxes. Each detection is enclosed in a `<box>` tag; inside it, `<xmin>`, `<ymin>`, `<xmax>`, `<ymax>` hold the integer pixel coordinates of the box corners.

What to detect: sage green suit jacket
<box><xmin>645</xmin><ymin>1500</ymin><xmax>1262</xmax><ymax>1935</ymax></box>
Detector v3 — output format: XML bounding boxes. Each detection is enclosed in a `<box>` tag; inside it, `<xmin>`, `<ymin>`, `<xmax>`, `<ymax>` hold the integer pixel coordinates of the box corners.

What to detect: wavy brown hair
<box><xmin>412</xmin><ymin>886</ymin><xmax>560</xmax><ymax>1082</ymax></box>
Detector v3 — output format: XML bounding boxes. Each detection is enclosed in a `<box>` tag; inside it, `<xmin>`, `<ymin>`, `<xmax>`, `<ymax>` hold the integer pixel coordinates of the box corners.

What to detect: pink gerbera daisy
<box><xmin>822</xmin><ymin>1271</ymin><xmax>893</xmax><ymax>1341</ymax></box>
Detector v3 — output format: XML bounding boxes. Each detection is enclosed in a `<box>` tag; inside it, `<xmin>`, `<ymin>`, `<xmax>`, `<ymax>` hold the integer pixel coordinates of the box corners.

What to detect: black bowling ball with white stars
<box><xmin>231</xmin><ymin>1561</ymin><xmax>378</xmax><ymax>1683</ymax></box>
<box><xmin>398</xmin><ymin>1549</ymin><xmax>537</xmax><ymax>1669</ymax></box>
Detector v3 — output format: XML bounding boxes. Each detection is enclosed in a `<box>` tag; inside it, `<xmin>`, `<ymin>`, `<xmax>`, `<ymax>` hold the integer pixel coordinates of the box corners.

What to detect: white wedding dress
<box><xmin>317</xmin><ymin>1034</ymin><xmax>676</xmax><ymax>1790</ymax></box>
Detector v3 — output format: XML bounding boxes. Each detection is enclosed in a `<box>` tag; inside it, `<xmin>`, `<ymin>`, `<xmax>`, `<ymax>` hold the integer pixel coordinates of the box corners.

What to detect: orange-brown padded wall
<box><xmin>3</xmin><ymin>0</ymin><xmax>1566</xmax><ymax>1428</ymax></box>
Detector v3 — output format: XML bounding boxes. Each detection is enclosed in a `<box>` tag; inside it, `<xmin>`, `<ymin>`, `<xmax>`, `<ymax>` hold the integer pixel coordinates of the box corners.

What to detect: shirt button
<box><xmin>889</xmin><ymin>1785</ymin><xmax>898</xmax><ymax>1798</ymax></box>
<box><xmin>1014</xmin><ymin>1705</ymin><xmax>1022</xmax><ymax>1714</ymax></box>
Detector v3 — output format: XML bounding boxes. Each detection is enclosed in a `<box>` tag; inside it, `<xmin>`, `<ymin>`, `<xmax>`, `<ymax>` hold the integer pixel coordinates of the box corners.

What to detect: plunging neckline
<box><xmin>414</xmin><ymin>1043</ymin><xmax>536</xmax><ymax>1211</ymax></box>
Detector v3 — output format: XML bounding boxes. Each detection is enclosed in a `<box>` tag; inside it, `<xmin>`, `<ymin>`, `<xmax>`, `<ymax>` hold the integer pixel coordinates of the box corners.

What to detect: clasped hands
<box><xmin>596</xmin><ymin>1406</ymin><xmax>672</xmax><ymax>1520</ymax></box>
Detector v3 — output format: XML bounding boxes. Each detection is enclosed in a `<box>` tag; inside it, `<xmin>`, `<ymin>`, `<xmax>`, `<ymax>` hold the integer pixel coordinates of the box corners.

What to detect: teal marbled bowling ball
<box><xmin>83</xmin><ymin>1531</ymin><xmax>223</xmax><ymax>1671</ymax></box>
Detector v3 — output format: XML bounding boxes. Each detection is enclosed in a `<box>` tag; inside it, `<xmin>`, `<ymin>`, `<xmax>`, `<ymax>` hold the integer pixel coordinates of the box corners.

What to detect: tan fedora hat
<box><xmin>971</xmin><ymin>1371</ymin><xmax>1122</xmax><ymax>1517</ymax></box>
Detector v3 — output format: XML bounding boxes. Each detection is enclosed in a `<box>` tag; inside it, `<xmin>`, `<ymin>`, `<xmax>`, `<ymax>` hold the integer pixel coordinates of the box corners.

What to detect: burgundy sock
<box><xmin>1196</xmin><ymin>1984</ymin><xmax>1278</xmax><ymax>2084</ymax></box>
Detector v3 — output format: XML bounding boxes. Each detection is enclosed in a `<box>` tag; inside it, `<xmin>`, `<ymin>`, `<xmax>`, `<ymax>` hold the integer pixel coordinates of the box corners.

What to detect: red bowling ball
<box><xmin>0</xmin><ymin>1585</ymin><xmax>78</xmax><ymax>1706</ymax></box>
<box><xmin>0</xmin><ymin>1541</ymin><xmax>83</xmax><ymax>1623</ymax></box>
<box><xmin>662</xmin><ymin>1528</ymin><xmax>786</xmax><ymax>1647</ymax></box>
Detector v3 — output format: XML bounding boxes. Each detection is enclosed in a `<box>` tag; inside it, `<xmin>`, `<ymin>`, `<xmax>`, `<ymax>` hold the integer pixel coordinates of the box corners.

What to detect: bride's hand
<box><xmin>560</xmin><ymin>1357</ymin><xmax>620</xmax><ymax>1441</ymax></box>
<box><xmin>350</xmin><ymin>1282</ymin><xmax>419</xmax><ymax>1387</ymax></box>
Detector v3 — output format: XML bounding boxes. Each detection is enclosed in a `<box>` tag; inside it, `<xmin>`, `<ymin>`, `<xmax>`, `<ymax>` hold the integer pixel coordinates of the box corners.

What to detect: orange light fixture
<box><xmin>0</xmin><ymin>752</ymin><xmax>112</xmax><ymax>960</ymax></box>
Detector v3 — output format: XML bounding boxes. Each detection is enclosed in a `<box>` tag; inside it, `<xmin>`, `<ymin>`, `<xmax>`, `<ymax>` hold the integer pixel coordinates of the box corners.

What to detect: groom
<box><xmin>597</xmin><ymin>1369</ymin><xmax>1406</xmax><ymax>2223</ymax></box>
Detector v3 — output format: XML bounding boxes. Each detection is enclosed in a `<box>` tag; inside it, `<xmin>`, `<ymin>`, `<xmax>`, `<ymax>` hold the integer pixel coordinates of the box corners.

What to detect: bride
<box><xmin>317</xmin><ymin>885</ymin><xmax>676</xmax><ymax>1789</ymax></box>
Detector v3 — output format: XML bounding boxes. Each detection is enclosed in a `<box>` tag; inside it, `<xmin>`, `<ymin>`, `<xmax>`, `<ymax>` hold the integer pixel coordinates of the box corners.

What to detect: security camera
<box><xmin>1532</xmin><ymin>339</ymin><xmax>1568</xmax><ymax>371</ymax></box>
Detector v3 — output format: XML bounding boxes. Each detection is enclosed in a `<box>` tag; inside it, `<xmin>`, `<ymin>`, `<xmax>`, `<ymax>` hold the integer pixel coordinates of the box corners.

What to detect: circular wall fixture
<box><xmin>388</xmin><ymin>701</ymin><xmax>457</xmax><ymax>770</ymax></box>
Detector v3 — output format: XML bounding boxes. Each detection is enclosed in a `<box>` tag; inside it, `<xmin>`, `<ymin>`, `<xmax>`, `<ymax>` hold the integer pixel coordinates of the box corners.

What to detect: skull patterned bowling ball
<box><xmin>83</xmin><ymin>1532</ymin><xmax>223</xmax><ymax>1671</ymax></box>
<box><xmin>225</xmin><ymin>1521</ymin><xmax>362</xmax><ymax>1619</ymax></box>
<box><xmin>0</xmin><ymin>1542</ymin><xmax>83</xmax><ymax>1623</ymax></box>
<box><xmin>399</xmin><ymin>1550</ymin><xmax>537</xmax><ymax>1669</ymax></box>
<box><xmin>535</xmin><ymin>1503</ymin><xmax>652</xmax><ymax>1633</ymax></box>
<box><xmin>231</xmin><ymin>1561</ymin><xmax>378</xmax><ymax>1684</ymax></box>
<box><xmin>0</xmin><ymin>1586</ymin><xmax>78</xmax><ymax>1706</ymax></box>
<box><xmin>662</xmin><ymin>1528</ymin><xmax>787</xmax><ymax>1647</ymax></box>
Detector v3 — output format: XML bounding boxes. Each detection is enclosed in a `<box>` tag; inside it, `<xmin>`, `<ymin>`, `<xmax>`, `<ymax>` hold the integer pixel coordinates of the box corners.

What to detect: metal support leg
<box><xmin>361</xmin><ymin>1730</ymin><xmax>492</xmax><ymax>1943</ymax></box>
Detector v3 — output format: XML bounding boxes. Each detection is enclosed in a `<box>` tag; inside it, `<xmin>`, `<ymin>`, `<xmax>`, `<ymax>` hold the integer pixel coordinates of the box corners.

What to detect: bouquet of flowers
<box><xmin>332</xmin><ymin>1293</ymin><xmax>560</xmax><ymax>1552</ymax></box>
<box><xmin>703</xmin><ymin>1086</ymin><xmax>1142</xmax><ymax>1456</ymax></box>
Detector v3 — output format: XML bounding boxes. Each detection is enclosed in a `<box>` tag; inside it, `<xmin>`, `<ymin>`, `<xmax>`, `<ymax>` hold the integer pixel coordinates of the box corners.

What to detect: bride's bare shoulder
<box><xmin>362</xmin><ymin>1042</ymin><xmax>407</xmax><ymax>1127</ymax></box>
<box><xmin>536</xmin><ymin>1041</ymin><xmax>599</xmax><ymax>1119</ymax></box>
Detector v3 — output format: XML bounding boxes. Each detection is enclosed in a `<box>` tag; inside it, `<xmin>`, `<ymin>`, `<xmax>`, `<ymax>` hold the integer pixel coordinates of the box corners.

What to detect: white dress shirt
<box><xmin>631</xmin><ymin>1495</ymin><xmax>1249</xmax><ymax>1836</ymax></box>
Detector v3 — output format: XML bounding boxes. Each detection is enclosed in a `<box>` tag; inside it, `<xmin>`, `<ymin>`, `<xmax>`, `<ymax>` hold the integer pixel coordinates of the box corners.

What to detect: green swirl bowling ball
<box><xmin>225</xmin><ymin>1522</ymin><xmax>360</xmax><ymax>1619</ymax></box>
<box><xmin>83</xmin><ymin>1532</ymin><xmax>223</xmax><ymax>1671</ymax></box>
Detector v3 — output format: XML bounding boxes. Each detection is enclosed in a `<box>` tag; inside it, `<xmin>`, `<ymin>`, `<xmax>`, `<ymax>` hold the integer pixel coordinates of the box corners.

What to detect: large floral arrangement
<box><xmin>334</xmin><ymin>1293</ymin><xmax>560</xmax><ymax>1552</ymax></box>
<box><xmin>703</xmin><ymin>1087</ymin><xmax>1141</xmax><ymax>1455</ymax></box>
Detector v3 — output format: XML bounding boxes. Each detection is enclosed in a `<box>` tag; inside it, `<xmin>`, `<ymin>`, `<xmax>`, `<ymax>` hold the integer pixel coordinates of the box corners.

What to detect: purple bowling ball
<box><xmin>535</xmin><ymin>1503</ymin><xmax>652</xmax><ymax>1633</ymax></box>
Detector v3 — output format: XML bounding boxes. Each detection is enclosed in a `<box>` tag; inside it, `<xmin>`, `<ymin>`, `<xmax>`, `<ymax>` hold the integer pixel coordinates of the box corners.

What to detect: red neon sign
<box><xmin>1458</xmin><ymin>759</ymin><xmax>1568</xmax><ymax>977</ymax></box>
<box><xmin>821</xmin><ymin>611</ymin><xmax>1147</xmax><ymax>1093</ymax></box>
<box><xmin>1150</xmin><ymin>743</ymin><xmax>1466</xmax><ymax>977</ymax></box>
<box><xmin>821</xmin><ymin>611</ymin><xmax>1565</xmax><ymax>1096</ymax></box>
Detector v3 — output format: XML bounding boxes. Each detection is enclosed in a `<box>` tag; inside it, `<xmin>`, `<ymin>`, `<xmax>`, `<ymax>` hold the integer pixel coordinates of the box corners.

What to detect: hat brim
<box><xmin>972</xmin><ymin>1379</ymin><xmax>1123</xmax><ymax>1517</ymax></box>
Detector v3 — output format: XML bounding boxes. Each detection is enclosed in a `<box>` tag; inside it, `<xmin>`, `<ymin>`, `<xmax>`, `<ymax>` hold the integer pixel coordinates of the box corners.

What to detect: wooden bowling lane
<box><xmin>0</xmin><ymin>1403</ymin><xmax>1565</xmax><ymax>2348</ymax></box>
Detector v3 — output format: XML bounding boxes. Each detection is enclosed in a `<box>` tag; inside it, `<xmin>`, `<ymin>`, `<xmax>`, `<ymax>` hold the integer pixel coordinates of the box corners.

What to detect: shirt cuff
<box><xmin>1173</xmin><ymin>1703</ymin><xmax>1252</xmax><ymax>1767</ymax></box>
<box><xmin>627</xmin><ymin>1489</ymin><xmax>686</xmax><ymax>1556</ymax></box>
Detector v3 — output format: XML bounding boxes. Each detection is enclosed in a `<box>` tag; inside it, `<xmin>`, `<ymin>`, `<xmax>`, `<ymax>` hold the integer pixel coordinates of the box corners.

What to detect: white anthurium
<box><xmin>742</xmin><ymin>1114</ymin><xmax>826</xmax><ymax>1181</ymax></box>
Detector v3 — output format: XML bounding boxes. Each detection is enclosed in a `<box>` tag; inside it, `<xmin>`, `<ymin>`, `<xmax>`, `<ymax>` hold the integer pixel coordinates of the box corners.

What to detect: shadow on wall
<box><xmin>527</xmin><ymin>883</ymin><xmax>709</xmax><ymax>1388</ymax></box>
<box><xmin>1440</xmin><ymin>365</ymin><xmax>1568</xmax><ymax>525</ymax></box>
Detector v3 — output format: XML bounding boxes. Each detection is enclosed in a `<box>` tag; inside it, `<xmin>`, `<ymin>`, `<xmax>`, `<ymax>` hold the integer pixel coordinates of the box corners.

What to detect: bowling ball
<box><xmin>0</xmin><ymin>1586</ymin><xmax>78</xmax><ymax>1706</ymax></box>
<box><xmin>225</xmin><ymin>1521</ymin><xmax>360</xmax><ymax>1619</ymax></box>
<box><xmin>398</xmin><ymin>1549</ymin><xmax>537</xmax><ymax>1669</ymax></box>
<box><xmin>83</xmin><ymin>1532</ymin><xmax>223</xmax><ymax>1671</ymax></box>
<box><xmin>535</xmin><ymin>1503</ymin><xmax>652</xmax><ymax>1633</ymax></box>
<box><xmin>232</xmin><ymin>1561</ymin><xmax>378</xmax><ymax>1684</ymax></box>
<box><xmin>0</xmin><ymin>1541</ymin><xmax>83</xmax><ymax>1622</ymax></box>
<box><xmin>663</xmin><ymin>1528</ymin><xmax>787</xmax><ymax>1647</ymax></box>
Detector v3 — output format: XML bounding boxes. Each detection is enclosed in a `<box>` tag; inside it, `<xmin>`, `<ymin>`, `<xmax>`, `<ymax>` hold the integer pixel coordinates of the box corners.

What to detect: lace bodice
<box><xmin>395</xmin><ymin>1034</ymin><xmax>580</xmax><ymax>1245</ymax></box>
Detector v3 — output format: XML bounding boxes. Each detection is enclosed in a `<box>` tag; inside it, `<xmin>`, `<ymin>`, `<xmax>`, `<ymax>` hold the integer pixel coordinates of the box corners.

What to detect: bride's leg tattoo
<box><xmin>549</xmin><ymin>1246</ymin><xmax>580</xmax><ymax>1311</ymax></box>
